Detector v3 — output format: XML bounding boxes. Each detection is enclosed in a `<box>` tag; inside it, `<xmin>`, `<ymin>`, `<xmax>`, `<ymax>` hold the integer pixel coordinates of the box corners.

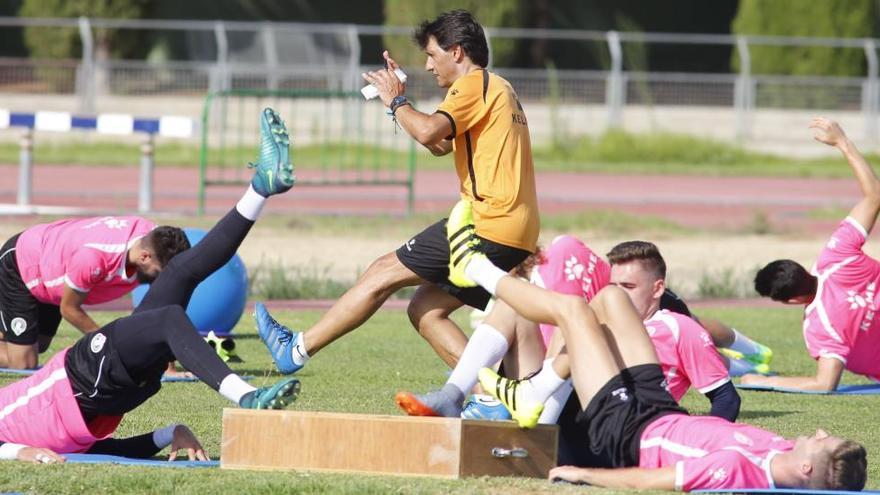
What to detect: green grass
<box><xmin>2</xmin><ymin>130</ymin><xmax>875</xmax><ymax>178</ymax></box>
<box><xmin>2</xmin><ymin>305</ymin><xmax>878</xmax><ymax>494</ymax></box>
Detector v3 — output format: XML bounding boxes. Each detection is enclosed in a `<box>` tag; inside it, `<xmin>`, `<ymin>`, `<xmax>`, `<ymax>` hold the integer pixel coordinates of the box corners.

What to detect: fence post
<box><xmin>214</xmin><ymin>21</ymin><xmax>230</xmax><ymax>92</ymax></box>
<box><xmin>863</xmin><ymin>39</ymin><xmax>878</xmax><ymax>143</ymax></box>
<box><xmin>262</xmin><ymin>23</ymin><xmax>279</xmax><ymax>91</ymax></box>
<box><xmin>76</xmin><ymin>16</ymin><xmax>96</xmax><ymax>114</ymax></box>
<box><xmin>345</xmin><ymin>24</ymin><xmax>361</xmax><ymax>92</ymax></box>
<box><xmin>139</xmin><ymin>133</ymin><xmax>154</xmax><ymax>213</ymax></box>
<box><xmin>17</xmin><ymin>128</ymin><xmax>33</xmax><ymax>207</ymax></box>
<box><xmin>605</xmin><ymin>30</ymin><xmax>623</xmax><ymax>129</ymax></box>
<box><xmin>734</xmin><ymin>36</ymin><xmax>752</xmax><ymax>141</ymax></box>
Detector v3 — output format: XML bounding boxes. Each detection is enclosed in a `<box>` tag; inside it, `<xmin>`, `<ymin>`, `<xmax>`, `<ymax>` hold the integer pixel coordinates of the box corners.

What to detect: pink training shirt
<box><xmin>15</xmin><ymin>216</ymin><xmax>155</xmax><ymax>305</ymax></box>
<box><xmin>530</xmin><ymin>235</ymin><xmax>611</xmax><ymax>347</ymax></box>
<box><xmin>639</xmin><ymin>414</ymin><xmax>794</xmax><ymax>491</ymax></box>
<box><xmin>0</xmin><ymin>348</ymin><xmax>121</xmax><ymax>453</ymax></box>
<box><xmin>803</xmin><ymin>217</ymin><xmax>880</xmax><ymax>380</ymax></box>
<box><xmin>645</xmin><ymin>310</ymin><xmax>730</xmax><ymax>401</ymax></box>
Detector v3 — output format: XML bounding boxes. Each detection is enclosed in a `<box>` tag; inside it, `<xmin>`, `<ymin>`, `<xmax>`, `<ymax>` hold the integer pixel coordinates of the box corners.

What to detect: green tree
<box><xmin>731</xmin><ymin>0</ymin><xmax>875</xmax><ymax>76</ymax></box>
<box><xmin>382</xmin><ymin>1</ymin><xmax>525</xmax><ymax>68</ymax></box>
<box><xmin>20</xmin><ymin>0</ymin><xmax>152</xmax><ymax>60</ymax></box>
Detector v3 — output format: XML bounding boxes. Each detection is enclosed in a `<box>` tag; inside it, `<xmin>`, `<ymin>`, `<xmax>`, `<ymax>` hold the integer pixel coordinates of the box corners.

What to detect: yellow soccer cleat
<box><xmin>446</xmin><ymin>200</ymin><xmax>485</xmax><ymax>288</ymax></box>
<box><xmin>477</xmin><ymin>367</ymin><xmax>544</xmax><ymax>429</ymax></box>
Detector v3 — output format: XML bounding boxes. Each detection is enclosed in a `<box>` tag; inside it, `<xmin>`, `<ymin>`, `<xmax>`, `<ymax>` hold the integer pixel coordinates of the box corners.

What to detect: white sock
<box><xmin>447</xmin><ymin>323</ymin><xmax>509</xmax><ymax>396</ymax></box>
<box><xmin>290</xmin><ymin>333</ymin><xmax>310</xmax><ymax>367</ymax></box>
<box><xmin>538</xmin><ymin>378</ymin><xmax>573</xmax><ymax>424</ymax></box>
<box><xmin>728</xmin><ymin>328</ymin><xmax>763</xmax><ymax>355</ymax></box>
<box><xmin>527</xmin><ymin>360</ymin><xmax>566</xmax><ymax>404</ymax></box>
<box><xmin>464</xmin><ymin>256</ymin><xmax>507</xmax><ymax>295</ymax></box>
<box><xmin>219</xmin><ymin>374</ymin><xmax>257</xmax><ymax>404</ymax></box>
<box><xmin>235</xmin><ymin>185</ymin><xmax>267</xmax><ymax>221</ymax></box>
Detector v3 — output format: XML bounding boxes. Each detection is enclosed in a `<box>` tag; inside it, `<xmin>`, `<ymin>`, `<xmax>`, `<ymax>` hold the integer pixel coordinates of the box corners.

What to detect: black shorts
<box><xmin>573</xmin><ymin>364</ymin><xmax>687</xmax><ymax>468</ymax></box>
<box><xmin>0</xmin><ymin>233</ymin><xmax>62</xmax><ymax>346</ymax></box>
<box><xmin>395</xmin><ymin>218</ymin><xmax>531</xmax><ymax>310</ymax></box>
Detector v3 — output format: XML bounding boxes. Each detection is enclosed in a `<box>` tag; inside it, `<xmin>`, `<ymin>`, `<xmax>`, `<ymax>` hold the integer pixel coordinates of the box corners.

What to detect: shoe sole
<box><xmin>395</xmin><ymin>391</ymin><xmax>439</xmax><ymax>417</ymax></box>
<box><xmin>261</xmin><ymin>108</ymin><xmax>294</xmax><ymax>192</ymax></box>
<box><xmin>265</xmin><ymin>379</ymin><xmax>301</xmax><ymax>409</ymax></box>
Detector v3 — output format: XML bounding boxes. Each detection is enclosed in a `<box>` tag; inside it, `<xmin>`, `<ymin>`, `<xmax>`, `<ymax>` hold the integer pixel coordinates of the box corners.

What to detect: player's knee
<box><xmin>158</xmin><ymin>305</ymin><xmax>188</xmax><ymax>325</ymax></box>
<box><xmin>556</xmin><ymin>294</ymin><xmax>592</xmax><ymax>328</ymax></box>
<box><xmin>361</xmin><ymin>252</ymin><xmax>410</xmax><ymax>295</ymax></box>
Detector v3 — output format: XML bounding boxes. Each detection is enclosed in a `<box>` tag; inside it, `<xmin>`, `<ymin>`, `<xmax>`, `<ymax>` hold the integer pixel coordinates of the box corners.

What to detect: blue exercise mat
<box><xmin>695</xmin><ymin>489</ymin><xmax>880</xmax><ymax>494</ymax></box>
<box><xmin>736</xmin><ymin>383</ymin><xmax>880</xmax><ymax>395</ymax></box>
<box><xmin>65</xmin><ymin>453</ymin><xmax>218</xmax><ymax>468</ymax></box>
<box><xmin>0</xmin><ymin>367</ymin><xmax>40</xmax><ymax>375</ymax></box>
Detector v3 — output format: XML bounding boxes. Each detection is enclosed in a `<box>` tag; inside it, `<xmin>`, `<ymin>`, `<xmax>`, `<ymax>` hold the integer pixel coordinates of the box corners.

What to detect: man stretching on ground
<box><xmin>447</xmin><ymin>200</ymin><xmax>867</xmax><ymax>492</ymax></box>
<box><xmin>255</xmin><ymin>9</ymin><xmax>539</xmax><ymax>377</ymax></box>
<box><xmin>0</xmin><ymin>216</ymin><xmax>189</xmax><ymax>369</ymax></box>
<box><xmin>750</xmin><ymin>117</ymin><xmax>880</xmax><ymax>391</ymax></box>
<box><xmin>0</xmin><ymin>108</ymin><xmax>298</xmax><ymax>464</ymax></box>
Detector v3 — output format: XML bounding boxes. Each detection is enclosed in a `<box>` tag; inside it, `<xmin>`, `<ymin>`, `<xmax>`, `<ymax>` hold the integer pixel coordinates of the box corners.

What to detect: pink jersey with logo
<box><xmin>530</xmin><ymin>235</ymin><xmax>611</xmax><ymax>347</ymax></box>
<box><xmin>639</xmin><ymin>413</ymin><xmax>793</xmax><ymax>491</ymax></box>
<box><xmin>645</xmin><ymin>310</ymin><xmax>730</xmax><ymax>401</ymax></box>
<box><xmin>803</xmin><ymin>217</ymin><xmax>880</xmax><ymax>380</ymax></box>
<box><xmin>15</xmin><ymin>216</ymin><xmax>155</xmax><ymax>305</ymax></box>
<box><xmin>0</xmin><ymin>348</ymin><xmax>121</xmax><ymax>453</ymax></box>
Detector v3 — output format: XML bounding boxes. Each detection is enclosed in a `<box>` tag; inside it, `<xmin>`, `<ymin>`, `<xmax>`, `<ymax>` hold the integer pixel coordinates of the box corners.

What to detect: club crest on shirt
<box><xmin>611</xmin><ymin>387</ymin><xmax>630</xmax><ymax>402</ymax></box>
<box><xmin>90</xmin><ymin>333</ymin><xmax>107</xmax><ymax>353</ymax></box>
<box><xmin>10</xmin><ymin>317</ymin><xmax>27</xmax><ymax>336</ymax></box>
<box><xmin>710</xmin><ymin>468</ymin><xmax>728</xmax><ymax>482</ymax></box>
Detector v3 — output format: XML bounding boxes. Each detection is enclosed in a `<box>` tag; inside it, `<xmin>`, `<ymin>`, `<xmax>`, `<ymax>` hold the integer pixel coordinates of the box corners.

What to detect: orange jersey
<box><xmin>436</xmin><ymin>69</ymin><xmax>539</xmax><ymax>252</ymax></box>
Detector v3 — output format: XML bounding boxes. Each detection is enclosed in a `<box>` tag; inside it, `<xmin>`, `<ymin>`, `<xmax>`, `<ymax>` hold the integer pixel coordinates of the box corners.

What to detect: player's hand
<box><xmin>740</xmin><ymin>373</ymin><xmax>769</xmax><ymax>385</ymax></box>
<box><xmin>362</xmin><ymin>50</ymin><xmax>407</xmax><ymax>108</ymax></box>
<box><xmin>18</xmin><ymin>447</ymin><xmax>65</xmax><ymax>464</ymax></box>
<box><xmin>810</xmin><ymin>117</ymin><xmax>847</xmax><ymax>148</ymax></box>
<box><xmin>168</xmin><ymin>425</ymin><xmax>209</xmax><ymax>461</ymax></box>
<box><xmin>162</xmin><ymin>368</ymin><xmax>195</xmax><ymax>380</ymax></box>
<box><xmin>549</xmin><ymin>465</ymin><xmax>588</xmax><ymax>484</ymax></box>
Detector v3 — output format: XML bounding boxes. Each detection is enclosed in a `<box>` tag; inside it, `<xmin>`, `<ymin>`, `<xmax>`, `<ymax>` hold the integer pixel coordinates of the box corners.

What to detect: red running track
<box><xmin>0</xmin><ymin>164</ymin><xmax>860</xmax><ymax>233</ymax></box>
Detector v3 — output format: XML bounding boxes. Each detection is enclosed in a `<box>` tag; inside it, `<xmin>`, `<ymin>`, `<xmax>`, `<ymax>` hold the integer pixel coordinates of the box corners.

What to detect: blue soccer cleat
<box><xmin>461</xmin><ymin>394</ymin><xmax>512</xmax><ymax>421</ymax></box>
<box><xmin>254</xmin><ymin>302</ymin><xmax>302</xmax><ymax>375</ymax></box>
<box><xmin>249</xmin><ymin>107</ymin><xmax>295</xmax><ymax>197</ymax></box>
<box><xmin>239</xmin><ymin>376</ymin><xmax>301</xmax><ymax>409</ymax></box>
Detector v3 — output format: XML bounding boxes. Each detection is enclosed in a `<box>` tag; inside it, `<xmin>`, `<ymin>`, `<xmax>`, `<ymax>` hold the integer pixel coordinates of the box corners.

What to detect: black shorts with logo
<box><xmin>0</xmin><ymin>233</ymin><xmax>62</xmax><ymax>346</ymax></box>
<box><xmin>573</xmin><ymin>364</ymin><xmax>688</xmax><ymax>468</ymax></box>
<box><xmin>395</xmin><ymin>218</ymin><xmax>531</xmax><ymax>310</ymax></box>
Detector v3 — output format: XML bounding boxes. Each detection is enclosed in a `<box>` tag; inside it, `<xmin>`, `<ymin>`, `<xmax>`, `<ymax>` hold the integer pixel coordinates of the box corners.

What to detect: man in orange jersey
<box><xmin>255</xmin><ymin>10</ymin><xmax>540</xmax><ymax>379</ymax></box>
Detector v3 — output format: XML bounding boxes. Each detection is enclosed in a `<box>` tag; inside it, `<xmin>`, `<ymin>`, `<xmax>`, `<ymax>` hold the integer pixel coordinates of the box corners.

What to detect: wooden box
<box><xmin>221</xmin><ymin>409</ymin><xmax>558</xmax><ymax>478</ymax></box>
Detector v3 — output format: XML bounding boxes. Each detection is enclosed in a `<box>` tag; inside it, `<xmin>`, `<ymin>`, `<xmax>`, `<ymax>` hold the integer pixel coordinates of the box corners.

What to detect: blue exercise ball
<box><xmin>131</xmin><ymin>227</ymin><xmax>248</xmax><ymax>336</ymax></box>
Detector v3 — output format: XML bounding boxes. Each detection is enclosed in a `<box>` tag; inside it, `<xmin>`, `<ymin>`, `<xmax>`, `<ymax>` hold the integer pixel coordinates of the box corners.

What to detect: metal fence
<box><xmin>1</xmin><ymin>17</ymin><xmax>879</xmax><ymax>143</ymax></box>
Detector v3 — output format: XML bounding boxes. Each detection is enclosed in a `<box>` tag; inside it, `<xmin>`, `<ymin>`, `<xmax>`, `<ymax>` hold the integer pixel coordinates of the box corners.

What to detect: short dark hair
<box><xmin>825</xmin><ymin>440</ymin><xmax>867</xmax><ymax>491</ymax></box>
<box><xmin>413</xmin><ymin>9</ymin><xmax>489</xmax><ymax>67</ymax></box>
<box><xmin>606</xmin><ymin>241</ymin><xmax>666</xmax><ymax>280</ymax></box>
<box><xmin>754</xmin><ymin>259</ymin><xmax>817</xmax><ymax>301</ymax></box>
<box><xmin>142</xmin><ymin>226</ymin><xmax>190</xmax><ymax>267</ymax></box>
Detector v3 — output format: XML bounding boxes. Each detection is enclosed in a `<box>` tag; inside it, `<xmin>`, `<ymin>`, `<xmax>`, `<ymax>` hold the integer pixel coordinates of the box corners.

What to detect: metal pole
<box><xmin>17</xmin><ymin>128</ymin><xmax>33</xmax><ymax>207</ymax></box>
<box><xmin>77</xmin><ymin>16</ymin><xmax>95</xmax><ymax>114</ymax></box>
<box><xmin>605</xmin><ymin>30</ymin><xmax>623</xmax><ymax>129</ymax></box>
<box><xmin>346</xmin><ymin>24</ymin><xmax>361</xmax><ymax>92</ymax></box>
<box><xmin>864</xmin><ymin>39</ymin><xmax>878</xmax><ymax>142</ymax></box>
<box><xmin>262</xmin><ymin>22</ymin><xmax>279</xmax><ymax>91</ymax></box>
<box><xmin>735</xmin><ymin>36</ymin><xmax>752</xmax><ymax>141</ymax></box>
<box><xmin>139</xmin><ymin>133</ymin><xmax>154</xmax><ymax>213</ymax></box>
<box><xmin>214</xmin><ymin>21</ymin><xmax>229</xmax><ymax>91</ymax></box>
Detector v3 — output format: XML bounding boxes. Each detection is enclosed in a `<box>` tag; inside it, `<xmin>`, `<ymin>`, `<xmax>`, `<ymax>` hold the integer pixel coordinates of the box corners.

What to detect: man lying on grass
<box><xmin>446</xmin><ymin>199</ymin><xmax>866</xmax><ymax>492</ymax></box>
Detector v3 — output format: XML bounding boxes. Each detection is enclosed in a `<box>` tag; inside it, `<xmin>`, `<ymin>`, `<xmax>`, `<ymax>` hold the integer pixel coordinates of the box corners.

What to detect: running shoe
<box><xmin>254</xmin><ymin>302</ymin><xmax>302</xmax><ymax>374</ymax></box>
<box><xmin>249</xmin><ymin>107</ymin><xmax>295</xmax><ymax>196</ymax></box>
<box><xmin>477</xmin><ymin>367</ymin><xmax>544</xmax><ymax>429</ymax></box>
<box><xmin>239</xmin><ymin>376</ymin><xmax>300</xmax><ymax>409</ymax></box>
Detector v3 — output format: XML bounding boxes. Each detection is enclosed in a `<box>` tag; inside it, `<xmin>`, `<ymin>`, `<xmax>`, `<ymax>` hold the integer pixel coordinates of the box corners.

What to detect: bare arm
<box><xmin>361</xmin><ymin>51</ymin><xmax>454</xmax><ymax>148</ymax></box>
<box><xmin>740</xmin><ymin>356</ymin><xmax>844</xmax><ymax>391</ymax></box>
<box><xmin>549</xmin><ymin>465</ymin><xmax>676</xmax><ymax>490</ymax></box>
<box><xmin>811</xmin><ymin>117</ymin><xmax>880</xmax><ymax>233</ymax></box>
<box><xmin>59</xmin><ymin>285</ymin><xmax>100</xmax><ymax>334</ymax></box>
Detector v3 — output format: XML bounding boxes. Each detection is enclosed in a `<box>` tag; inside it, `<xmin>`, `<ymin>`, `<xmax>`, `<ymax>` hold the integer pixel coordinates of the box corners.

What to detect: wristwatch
<box><xmin>390</xmin><ymin>95</ymin><xmax>411</xmax><ymax>114</ymax></box>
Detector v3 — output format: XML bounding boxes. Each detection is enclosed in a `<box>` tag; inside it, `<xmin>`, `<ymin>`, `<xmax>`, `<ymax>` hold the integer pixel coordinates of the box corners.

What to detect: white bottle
<box><xmin>361</xmin><ymin>68</ymin><xmax>408</xmax><ymax>100</ymax></box>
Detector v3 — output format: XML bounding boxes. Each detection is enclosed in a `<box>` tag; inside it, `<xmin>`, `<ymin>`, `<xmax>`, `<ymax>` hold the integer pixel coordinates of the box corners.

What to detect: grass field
<box><xmin>1</xmin><ymin>130</ymin><xmax>870</xmax><ymax>178</ymax></box>
<box><xmin>1</xmin><ymin>304</ymin><xmax>878</xmax><ymax>494</ymax></box>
